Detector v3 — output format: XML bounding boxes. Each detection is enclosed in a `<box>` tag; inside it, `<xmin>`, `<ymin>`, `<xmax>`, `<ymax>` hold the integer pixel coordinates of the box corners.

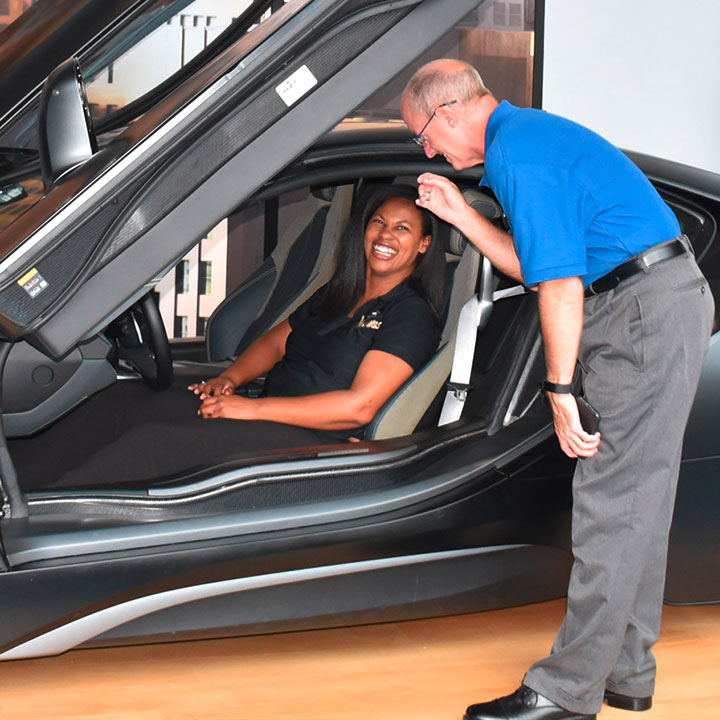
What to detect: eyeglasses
<box><xmin>411</xmin><ymin>99</ymin><xmax>458</xmax><ymax>146</ymax></box>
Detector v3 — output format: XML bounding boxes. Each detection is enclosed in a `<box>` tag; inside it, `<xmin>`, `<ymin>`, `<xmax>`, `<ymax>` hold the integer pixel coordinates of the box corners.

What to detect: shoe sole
<box><xmin>464</xmin><ymin>715</ymin><xmax>596</xmax><ymax>720</ymax></box>
<box><xmin>604</xmin><ymin>692</ymin><xmax>653</xmax><ymax>712</ymax></box>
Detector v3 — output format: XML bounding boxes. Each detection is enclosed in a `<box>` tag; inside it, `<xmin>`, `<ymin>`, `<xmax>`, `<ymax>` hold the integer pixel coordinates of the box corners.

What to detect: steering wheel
<box><xmin>111</xmin><ymin>291</ymin><xmax>173</xmax><ymax>390</ymax></box>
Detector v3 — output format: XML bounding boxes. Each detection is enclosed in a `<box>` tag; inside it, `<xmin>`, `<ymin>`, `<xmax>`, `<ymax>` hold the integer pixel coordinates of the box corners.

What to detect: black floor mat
<box><xmin>8</xmin><ymin>378</ymin><xmax>338</xmax><ymax>492</ymax></box>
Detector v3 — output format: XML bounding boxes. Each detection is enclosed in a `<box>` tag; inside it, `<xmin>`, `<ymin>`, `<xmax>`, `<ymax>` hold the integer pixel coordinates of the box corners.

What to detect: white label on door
<box><xmin>275</xmin><ymin>65</ymin><xmax>318</xmax><ymax>107</ymax></box>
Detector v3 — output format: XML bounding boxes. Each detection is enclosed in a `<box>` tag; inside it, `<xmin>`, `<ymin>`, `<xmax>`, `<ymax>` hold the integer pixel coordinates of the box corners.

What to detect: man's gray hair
<box><xmin>404</xmin><ymin>59</ymin><xmax>490</xmax><ymax>116</ymax></box>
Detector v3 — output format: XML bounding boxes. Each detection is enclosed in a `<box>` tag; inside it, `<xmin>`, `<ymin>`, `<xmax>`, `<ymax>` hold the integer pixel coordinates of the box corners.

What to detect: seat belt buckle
<box><xmin>446</xmin><ymin>381</ymin><xmax>472</xmax><ymax>402</ymax></box>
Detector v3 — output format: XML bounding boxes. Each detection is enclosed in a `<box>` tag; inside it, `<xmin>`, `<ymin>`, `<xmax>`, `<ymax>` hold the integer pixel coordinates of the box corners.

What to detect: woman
<box><xmin>189</xmin><ymin>183</ymin><xmax>445</xmax><ymax>438</ymax></box>
<box><xmin>10</xmin><ymin>185</ymin><xmax>445</xmax><ymax>488</ymax></box>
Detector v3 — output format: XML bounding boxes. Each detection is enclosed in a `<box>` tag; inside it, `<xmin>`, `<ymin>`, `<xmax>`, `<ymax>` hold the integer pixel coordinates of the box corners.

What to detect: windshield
<box><xmin>0</xmin><ymin>0</ymin><xmax>290</xmax><ymax>233</ymax></box>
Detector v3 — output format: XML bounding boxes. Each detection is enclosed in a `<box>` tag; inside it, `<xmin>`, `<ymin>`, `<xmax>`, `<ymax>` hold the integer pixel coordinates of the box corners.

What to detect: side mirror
<box><xmin>38</xmin><ymin>57</ymin><xmax>97</xmax><ymax>189</ymax></box>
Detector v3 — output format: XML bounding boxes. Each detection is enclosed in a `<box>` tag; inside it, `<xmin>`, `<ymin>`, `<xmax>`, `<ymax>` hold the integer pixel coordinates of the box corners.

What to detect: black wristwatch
<box><xmin>542</xmin><ymin>380</ymin><xmax>574</xmax><ymax>394</ymax></box>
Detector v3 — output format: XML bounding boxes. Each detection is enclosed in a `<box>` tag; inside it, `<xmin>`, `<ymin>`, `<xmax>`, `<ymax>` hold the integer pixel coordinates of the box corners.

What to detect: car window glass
<box><xmin>0</xmin><ymin>0</ymin><xmax>290</xmax><ymax>234</ymax></box>
<box><xmin>83</xmin><ymin>0</ymin><xmax>267</xmax><ymax>128</ymax></box>
<box><xmin>356</xmin><ymin>3</ymin><xmax>537</xmax><ymax>120</ymax></box>
<box><xmin>0</xmin><ymin>0</ymin><xmax>288</xmax><ymax>152</ymax></box>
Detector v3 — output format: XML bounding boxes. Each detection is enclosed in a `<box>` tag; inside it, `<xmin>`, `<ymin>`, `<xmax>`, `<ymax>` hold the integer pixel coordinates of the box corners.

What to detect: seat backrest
<box><xmin>363</xmin><ymin>188</ymin><xmax>502</xmax><ymax>440</ymax></box>
<box><xmin>206</xmin><ymin>184</ymin><xmax>354</xmax><ymax>361</ymax></box>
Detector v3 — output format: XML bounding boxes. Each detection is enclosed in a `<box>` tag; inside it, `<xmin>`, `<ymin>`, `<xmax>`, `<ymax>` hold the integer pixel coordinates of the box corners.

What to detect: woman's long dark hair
<box><xmin>321</xmin><ymin>184</ymin><xmax>446</xmax><ymax>318</ymax></box>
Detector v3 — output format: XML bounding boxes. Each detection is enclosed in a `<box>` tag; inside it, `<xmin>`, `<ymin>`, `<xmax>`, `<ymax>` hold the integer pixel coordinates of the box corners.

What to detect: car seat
<box><xmin>205</xmin><ymin>184</ymin><xmax>354</xmax><ymax>361</ymax></box>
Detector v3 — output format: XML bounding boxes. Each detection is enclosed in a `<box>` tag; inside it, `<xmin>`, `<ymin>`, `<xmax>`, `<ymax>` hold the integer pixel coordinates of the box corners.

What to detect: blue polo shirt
<box><xmin>480</xmin><ymin>101</ymin><xmax>681</xmax><ymax>286</ymax></box>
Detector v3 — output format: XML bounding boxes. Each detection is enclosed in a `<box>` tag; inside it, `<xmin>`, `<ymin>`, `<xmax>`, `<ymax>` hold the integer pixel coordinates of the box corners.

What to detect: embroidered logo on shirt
<box><xmin>356</xmin><ymin>311</ymin><xmax>383</xmax><ymax>330</ymax></box>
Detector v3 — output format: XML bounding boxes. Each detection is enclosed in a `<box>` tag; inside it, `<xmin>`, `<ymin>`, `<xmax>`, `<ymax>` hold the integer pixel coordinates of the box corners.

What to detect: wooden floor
<box><xmin>0</xmin><ymin>599</ymin><xmax>717</xmax><ymax>719</ymax></box>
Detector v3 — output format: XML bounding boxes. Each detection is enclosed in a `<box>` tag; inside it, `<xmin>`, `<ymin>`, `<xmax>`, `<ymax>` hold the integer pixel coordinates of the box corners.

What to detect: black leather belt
<box><xmin>585</xmin><ymin>237</ymin><xmax>687</xmax><ymax>297</ymax></box>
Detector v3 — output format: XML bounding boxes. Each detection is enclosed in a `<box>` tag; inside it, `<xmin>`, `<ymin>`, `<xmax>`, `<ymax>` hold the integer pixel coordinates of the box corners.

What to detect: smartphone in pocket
<box><xmin>576</xmin><ymin>395</ymin><xmax>601</xmax><ymax>434</ymax></box>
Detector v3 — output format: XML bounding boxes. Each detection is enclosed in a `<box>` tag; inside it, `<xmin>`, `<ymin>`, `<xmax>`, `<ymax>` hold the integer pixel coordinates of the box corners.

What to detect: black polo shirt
<box><xmin>264</xmin><ymin>281</ymin><xmax>440</xmax><ymax>401</ymax></box>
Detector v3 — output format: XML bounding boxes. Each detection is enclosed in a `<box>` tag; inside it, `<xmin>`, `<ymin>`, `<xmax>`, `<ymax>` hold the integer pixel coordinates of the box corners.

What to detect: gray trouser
<box><xmin>524</xmin><ymin>245</ymin><xmax>715</xmax><ymax>715</ymax></box>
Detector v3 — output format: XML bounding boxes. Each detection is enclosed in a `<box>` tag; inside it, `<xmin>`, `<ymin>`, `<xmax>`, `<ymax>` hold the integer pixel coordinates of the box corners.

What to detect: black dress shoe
<box><xmin>604</xmin><ymin>689</ymin><xmax>652</xmax><ymax>711</ymax></box>
<box><xmin>464</xmin><ymin>685</ymin><xmax>596</xmax><ymax>720</ymax></box>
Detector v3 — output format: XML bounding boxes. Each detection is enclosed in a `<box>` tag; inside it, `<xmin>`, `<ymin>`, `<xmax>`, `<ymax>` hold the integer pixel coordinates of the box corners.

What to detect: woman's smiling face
<box><xmin>364</xmin><ymin>196</ymin><xmax>431</xmax><ymax>283</ymax></box>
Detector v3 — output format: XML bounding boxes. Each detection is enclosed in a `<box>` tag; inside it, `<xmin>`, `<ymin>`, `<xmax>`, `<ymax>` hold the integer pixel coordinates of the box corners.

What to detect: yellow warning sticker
<box><xmin>17</xmin><ymin>267</ymin><xmax>49</xmax><ymax>298</ymax></box>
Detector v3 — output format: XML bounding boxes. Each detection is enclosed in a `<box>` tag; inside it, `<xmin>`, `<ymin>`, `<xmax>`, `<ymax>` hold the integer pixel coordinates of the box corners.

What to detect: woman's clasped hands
<box><xmin>188</xmin><ymin>376</ymin><xmax>236</xmax><ymax>399</ymax></box>
<box><xmin>188</xmin><ymin>376</ymin><xmax>255</xmax><ymax>420</ymax></box>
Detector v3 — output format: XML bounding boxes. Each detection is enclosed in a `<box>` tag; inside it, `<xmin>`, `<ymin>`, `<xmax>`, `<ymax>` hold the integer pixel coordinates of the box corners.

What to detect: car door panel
<box><xmin>0</xmin><ymin>0</ymin><xmax>485</xmax><ymax>358</ymax></box>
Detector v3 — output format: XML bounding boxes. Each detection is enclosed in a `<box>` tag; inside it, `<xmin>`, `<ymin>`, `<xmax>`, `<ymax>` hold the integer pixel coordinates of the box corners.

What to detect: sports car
<box><xmin>0</xmin><ymin>0</ymin><xmax>717</xmax><ymax>661</ymax></box>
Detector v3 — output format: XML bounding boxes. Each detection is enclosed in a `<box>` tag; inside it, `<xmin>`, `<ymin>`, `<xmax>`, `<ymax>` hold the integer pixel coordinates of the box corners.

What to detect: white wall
<box><xmin>542</xmin><ymin>0</ymin><xmax>720</xmax><ymax>174</ymax></box>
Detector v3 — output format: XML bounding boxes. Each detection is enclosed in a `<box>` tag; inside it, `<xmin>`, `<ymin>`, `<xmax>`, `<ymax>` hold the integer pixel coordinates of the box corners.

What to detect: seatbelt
<box><xmin>438</xmin><ymin>276</ymin><xmax>527</xmax><ymax>426</ymax></box>
<box><xmin>438</xmin><ymin>295</ymin><xmax>483</xmax><ymax>426</ymax></box>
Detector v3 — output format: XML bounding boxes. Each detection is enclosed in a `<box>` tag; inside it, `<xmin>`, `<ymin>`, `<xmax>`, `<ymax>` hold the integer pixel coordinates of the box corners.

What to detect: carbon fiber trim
<box><xmin>0</xmin><ymin>188</ymin><xmax>134</xmax><ymax>327</ymax></box>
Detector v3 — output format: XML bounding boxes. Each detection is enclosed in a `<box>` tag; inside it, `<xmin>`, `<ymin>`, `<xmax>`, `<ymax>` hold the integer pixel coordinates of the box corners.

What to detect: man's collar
<box><xmin>485</xmin><ymin>99</ymin><xmax>516</xmax><ymax>147</ymax></box>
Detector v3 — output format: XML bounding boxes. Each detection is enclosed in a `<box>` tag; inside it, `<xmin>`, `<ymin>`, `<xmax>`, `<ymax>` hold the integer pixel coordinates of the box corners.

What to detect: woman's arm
<box><xmin>189</xmin><ymin>320</ymin><xmax>292</xmax><ymax>398</ymax></box>
<box><xmin>197</xmin><ymin>349</ymin><xmax>414</xmax><ymax>429</ymax></box>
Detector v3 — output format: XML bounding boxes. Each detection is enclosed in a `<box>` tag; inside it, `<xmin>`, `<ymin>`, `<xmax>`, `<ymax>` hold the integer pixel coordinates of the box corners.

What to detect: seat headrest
<box><xmin>311</xmin><ymin>185</ymin><xmax>336</xmax><ymax>202</ymax></box>
<box><xmin>446</xmin><ymin>188</ymin><xmax>503</xmax><ymax>256</ymax></box>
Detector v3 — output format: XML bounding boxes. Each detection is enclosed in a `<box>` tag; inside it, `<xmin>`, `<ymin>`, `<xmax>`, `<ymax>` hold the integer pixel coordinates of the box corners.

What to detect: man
<box><xmin>402</xmin><ymin>59</ymin><xmax>714</xmax><ymax>720</ymax></box>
